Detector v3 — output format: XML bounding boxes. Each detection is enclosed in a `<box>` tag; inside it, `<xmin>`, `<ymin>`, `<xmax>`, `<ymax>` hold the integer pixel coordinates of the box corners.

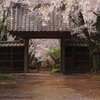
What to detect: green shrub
<box><xmin>46</xmin><ymin>47</ymin><xmax>61</xmax><ymax>69</ymax></box>
<box><xmin>0</xmin><ymin>74</ymin><xmax>14</xmax><ymax>80</ymax></box>
<box><xmin>51</xmin><ymin>68</ymin><xmax>61</xmax><ymax>73</ymax></box>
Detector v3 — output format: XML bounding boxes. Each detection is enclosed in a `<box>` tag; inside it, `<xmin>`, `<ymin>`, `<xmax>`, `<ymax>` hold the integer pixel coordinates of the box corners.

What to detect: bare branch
<box><xmin>93</xmin><ymin>12</ymin><xmax>98</xmax><ymax>16</ymax></box>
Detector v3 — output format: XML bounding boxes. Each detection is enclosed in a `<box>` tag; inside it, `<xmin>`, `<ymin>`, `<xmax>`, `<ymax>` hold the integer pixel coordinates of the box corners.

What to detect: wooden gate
<box><xmin>0</xmin><ymin>41</ymin><xmax>24</xmax><ymax>73</ymax></box>
<box><xmin>65</xmin><ymin>41</ymin><xmax>92</xmax><ymax>73</ymax></box>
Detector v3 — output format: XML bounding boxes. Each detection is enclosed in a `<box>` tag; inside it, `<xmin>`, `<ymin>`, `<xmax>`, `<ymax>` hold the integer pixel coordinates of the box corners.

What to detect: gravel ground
<box><xmin>0</xmin><ymin>71</ymin><xmax>100</xmax><ymax>100</ymax></box>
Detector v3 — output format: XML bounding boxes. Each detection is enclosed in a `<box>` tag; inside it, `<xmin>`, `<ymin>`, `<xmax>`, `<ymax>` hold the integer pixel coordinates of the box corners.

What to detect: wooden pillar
<box><xmin>61</xmin><ymin>38</ymin><xmax>66</xmax><ymax>74</ymax></box>
<box><xmin>24</xmin><ymin>37</ymin><xmax>29</xmax><ymax>72</ymax></box>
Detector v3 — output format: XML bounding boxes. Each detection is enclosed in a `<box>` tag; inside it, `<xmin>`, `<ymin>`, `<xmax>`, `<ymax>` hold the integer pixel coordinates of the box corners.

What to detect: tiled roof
<box><xmin>0</xmin><ymin>41</ymin><xmax>24</xmax><ymax>47</ymax></box>
<box><xmin>11</xmin><ymin>3</ymin><xmax>67</xmax><ymax>32</ymax></box>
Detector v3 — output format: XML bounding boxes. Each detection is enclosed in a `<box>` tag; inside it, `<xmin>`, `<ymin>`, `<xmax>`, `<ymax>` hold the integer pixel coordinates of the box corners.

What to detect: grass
<box><xmin>51</xmin><ymin>68</ymin><xmax>61</xmax><ymax>73</ymax></box>
<box><xmin>0</xmin><ymin>74</ymin><xmax>15</xmax><ymax>81</ymax></box>
<box><xmin>92</xmin><ymin>75</ymin><xmax>100</xmax><ymax>80</ymax></box>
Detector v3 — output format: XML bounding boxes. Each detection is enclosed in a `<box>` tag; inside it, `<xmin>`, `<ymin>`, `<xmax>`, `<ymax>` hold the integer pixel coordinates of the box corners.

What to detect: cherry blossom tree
<box><xmin>0</xmin><ymin>0</ymin><xmax>10</xmax><ymax>40</ymax></box>
<box><xmin>68</xmin><ymin>0</ymin><xmax>100</xmax><ymax>72</ymax></box>
<box><xmin>29</xmin><ymin>39</ymin><xmax>60</xmax><ymax>60</ymax></box>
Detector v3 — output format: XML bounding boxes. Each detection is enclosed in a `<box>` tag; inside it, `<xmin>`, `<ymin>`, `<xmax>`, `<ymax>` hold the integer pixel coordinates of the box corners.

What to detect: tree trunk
<box><xmin>91</xmin><ymin>53</ymin><xmax>100</xmax><ymax>72</ymax></box>
<box><xmin>86</xmin><ymin>37</ymin><xmax>100</xmax><ymax>73</ymax></box>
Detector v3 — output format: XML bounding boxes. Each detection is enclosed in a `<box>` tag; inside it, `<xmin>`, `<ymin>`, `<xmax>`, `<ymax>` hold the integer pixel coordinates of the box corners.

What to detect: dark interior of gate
<box><xmin>0</xmin><ymin>41</ymin><xmax>24</xmax><ymax>73</ymax></box>
<box><xmin>65</xmin><ymin>41</ymin><xmax>92</xmax><ymax>73</ymax></box>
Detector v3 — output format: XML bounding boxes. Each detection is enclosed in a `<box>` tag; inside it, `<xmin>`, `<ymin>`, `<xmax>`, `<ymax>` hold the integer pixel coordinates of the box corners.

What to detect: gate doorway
<box><xmin>23</xmin><ymin>38</ymin><xmax>66</xmax><ymax>74</ymax></box>
<box><xmin>28</xmin><ymin>39</ymin><xmax>61</xmax><ymax>73</ymax></box>
<box><xmin>10</xmin><ymin>31</ymin><xmax>70</xmax><ymax>74</ymax></box>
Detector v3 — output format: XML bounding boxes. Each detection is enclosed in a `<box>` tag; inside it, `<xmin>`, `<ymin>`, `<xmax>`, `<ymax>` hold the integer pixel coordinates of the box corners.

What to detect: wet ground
<box><xmin>0</xmin><ymin>71</ymin><xmax>100</xmax><ymax>100</ymax></box>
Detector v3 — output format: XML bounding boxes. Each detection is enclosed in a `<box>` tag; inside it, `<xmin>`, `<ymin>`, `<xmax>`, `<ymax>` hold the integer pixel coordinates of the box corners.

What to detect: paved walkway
<box><xmin>0</xmin><ymin>71</ymin><xmax>94</xmax><ymax>100</ymax></box>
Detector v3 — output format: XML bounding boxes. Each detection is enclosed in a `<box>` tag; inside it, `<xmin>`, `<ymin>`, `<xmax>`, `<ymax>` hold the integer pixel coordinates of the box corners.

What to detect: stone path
<box><xmin>0</xmin><ymin>71</ymin><xmax>95</xmax><ymax>100</ymax></box>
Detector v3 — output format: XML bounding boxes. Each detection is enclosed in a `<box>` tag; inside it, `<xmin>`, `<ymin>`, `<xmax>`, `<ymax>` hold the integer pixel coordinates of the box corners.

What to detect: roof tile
<box><xmin>0</xmin><ymin>41</ymin><xmax>24</xmax><ymax>47</ymax></box>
